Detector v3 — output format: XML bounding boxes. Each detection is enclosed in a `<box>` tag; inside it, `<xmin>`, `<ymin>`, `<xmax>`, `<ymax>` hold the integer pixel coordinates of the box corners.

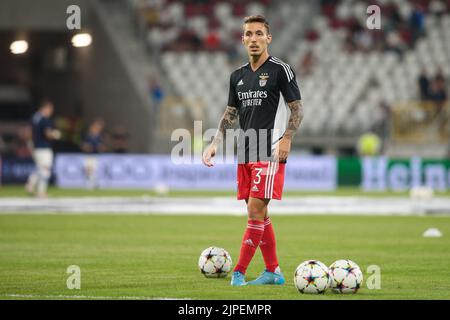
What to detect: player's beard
<box><xmin>248</xmin><ymin>46</ymin><xmax>265</xmax><ymax>58</ymax></box>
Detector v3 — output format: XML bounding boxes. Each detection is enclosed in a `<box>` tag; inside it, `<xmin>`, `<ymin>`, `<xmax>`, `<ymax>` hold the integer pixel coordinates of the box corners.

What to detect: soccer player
<box><xmin>25</xmin><ymin>99</ymin><xmax>61</xmax><ymax>198</ymax></box>
<box><xmin>202</xmin><ymin>15</ymin><xmax>303</xmax><ymax>286</ymax></box>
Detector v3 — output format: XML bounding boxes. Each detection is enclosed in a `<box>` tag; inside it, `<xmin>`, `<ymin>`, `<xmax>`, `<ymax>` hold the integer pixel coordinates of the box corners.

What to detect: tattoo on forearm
<box><xmin>213</xmin><ymin>106</ymin><xmax>239</xmax><ymax>145</ymax></box>
<box><xmin>284</xmin><ymin>100</ymin><xmax>303</xmax><ymax>139</ymax></box>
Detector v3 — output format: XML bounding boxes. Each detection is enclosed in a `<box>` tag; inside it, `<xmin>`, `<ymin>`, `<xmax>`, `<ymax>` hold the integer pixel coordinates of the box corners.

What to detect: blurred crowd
<box><xmin>134</xmin><ymin>0</ymin><xmax>450</xmax><ymax>58</ymax></box>
<box><xmin>132</xmin><ymin>0</ymin><xmax>271</xmax><ymax>60</ymax></box>
<box><xmin>319</xmin><ymin>0</ymin><xmax>449</xmax><ymax>56</ymax></box>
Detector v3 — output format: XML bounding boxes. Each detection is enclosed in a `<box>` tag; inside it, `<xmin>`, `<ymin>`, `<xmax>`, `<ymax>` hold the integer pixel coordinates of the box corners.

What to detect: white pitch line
<box><xmin>0</xmin><ymin>293</ymin><xmax>191</xmax><ymax>300</ymax></box>
<box><xmin>0</xmin><ymin>196</ymin><xmax>449</xmax><ymax>215</ymax></box>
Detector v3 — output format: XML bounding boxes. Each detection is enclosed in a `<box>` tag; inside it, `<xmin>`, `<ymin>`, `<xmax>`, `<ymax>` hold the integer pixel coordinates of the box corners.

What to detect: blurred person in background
<box><xmin>81</xmin><ymin>119</ymin><xmax>107</xmax><ymax>189</ymax></box>
<box><xmin>204</xmin><ymin>28</ymin><xmax>221</xmax><ymax>51</ymax></box>
<box><xmin>110</xmin><ymin>124</ymin><xmax>130</xmax><ymax>153</ymax></box>
<box><xmin>149</xmin><ymin>77</ymin><xmax>165</xmax><ymax>113</ymax></box>
<box><xmin>25</xmin><ymin>99</ymin><xmax>61</xmax><ymax>198</ymax></box>
<box><xmin>428</xmin><ymin>71</ymin><xmax>448</xmax><ymax>121</ymax></box>
<box><xmin>418</xmin><ymin>68</ymin><xmax>430</xmax><ymax>101</ymax></box>
<box><xmin>409</xmin><ymin>4</ymin><xmax>426</xmax><ymax>45</ymax></box>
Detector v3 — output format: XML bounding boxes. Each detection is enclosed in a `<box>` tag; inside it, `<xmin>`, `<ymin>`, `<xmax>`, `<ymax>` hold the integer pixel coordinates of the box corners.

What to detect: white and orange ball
<box><xmin>198</xmin><ymin>247</ymin><xmax>232</xmax><ymax>278</ymax></box>
<box><xmin>329</xmin><ymin>259</ymin><xmax>363</xmax><ymax>294</ymax></box>
<box><xmin>294</xmin><ymin>260</ymin><xmax>330</xmax><ymax>294</ymax></box>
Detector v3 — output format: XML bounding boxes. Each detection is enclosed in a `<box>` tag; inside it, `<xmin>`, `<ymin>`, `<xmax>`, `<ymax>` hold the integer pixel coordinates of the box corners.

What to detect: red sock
<box><xmin>259</xmin><ymin>217</ymin><xmax>279</xmax><ymax>272</ymax></box>
<box><xmin>234</xmin><ymin>219</ymin><xmax>265</xmax><ymax>275</ymax></box>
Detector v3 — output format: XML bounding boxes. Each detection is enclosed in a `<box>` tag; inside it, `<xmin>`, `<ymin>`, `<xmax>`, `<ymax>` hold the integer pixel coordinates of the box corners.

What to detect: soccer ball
<box><xmin>294</xmin><ymin>260</ymin><xmax>330</xmax><ymax>294</ymax></box>
<box><xmin>329</xmin><ymin>259</ymin><xmax>363</xmax><ymax>293</ymax></box>
<box><xmin>198</xmin><ymin>247</ymin><xmax>232</xmax><ymax>278</ymax></box>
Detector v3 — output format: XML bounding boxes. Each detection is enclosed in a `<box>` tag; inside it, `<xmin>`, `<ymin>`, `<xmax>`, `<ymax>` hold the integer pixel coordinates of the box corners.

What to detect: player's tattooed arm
<box><xmin>276</xmin><ymin>100</ymin><xmax>303</xmax><ymax>162</ymax></box>
<box><xmin>211</xmin><ymin>106</ymin><xmax>239</xmax><ymax>146</ymax></box>
<box><xmin>284</xmin><ymin>100</ymin><xmax>304</xmax><ymax>140</ymax></box>
<box><xmin>202</xmin><ymin>106</ymin><xmax>238</xmax><ymax>167</ymax></box>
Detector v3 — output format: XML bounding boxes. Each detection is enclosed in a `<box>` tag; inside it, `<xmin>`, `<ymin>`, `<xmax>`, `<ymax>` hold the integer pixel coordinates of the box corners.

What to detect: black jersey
<box><xmin>227</xmin><ymin>56</ymin><xmax>301</xmax><ymax>163</ymax></box>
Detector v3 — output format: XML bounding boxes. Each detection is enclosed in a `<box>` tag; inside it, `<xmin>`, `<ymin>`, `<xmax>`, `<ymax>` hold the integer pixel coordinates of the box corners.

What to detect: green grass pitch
<box><xmin>1</xmin><ymin>214</ymin><xmax>450</xmax><ymax>300</ymax></box>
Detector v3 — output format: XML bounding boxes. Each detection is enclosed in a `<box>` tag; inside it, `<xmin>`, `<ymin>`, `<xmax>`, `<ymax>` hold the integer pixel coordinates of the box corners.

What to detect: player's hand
<box><xmin>202</xmin><ymin>143</ymin><xmax>217</xmax><ymax>167</ymax></box>
<box><xmin>52</xmin><ymin>129</ymin><xmax>62</xmax><ymax>140</ymax></box>
<box><xmin>275</xmin><ymin>136</ymin><xmax>291</xmax><ymax>162</ymax></box>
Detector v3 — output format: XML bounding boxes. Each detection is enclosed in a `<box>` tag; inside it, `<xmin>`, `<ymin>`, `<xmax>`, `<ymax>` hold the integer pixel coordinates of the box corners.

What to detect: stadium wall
<box><xmin>0</xmin><ymin>0</ymin><xmax>89</xmax><ymax>30</ymax></box>
<box><xmin>1</xmin><ymin>0</ymin><xmax>154</xmax><ymax>153</ymax></box>
<box><xmin>2</xmin><ymin>154</ymin><xmax>450</xmax><ymax>192</ymax></box>
<box><xmin>77</xmin><ymin>3</ymin><xmax>153</xmax><ymax>153</ymax></box>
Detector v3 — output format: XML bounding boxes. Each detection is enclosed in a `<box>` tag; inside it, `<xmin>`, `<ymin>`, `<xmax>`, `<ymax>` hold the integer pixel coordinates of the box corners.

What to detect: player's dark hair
<box><xmin>38</xmin><ymin>98</ymin><xmax>53</xmax><ymax>109</ymax></box>
<box><xmin>243</xmin><ymin>14</ymin><xmax>270</xmax><ymax>34</ymax></box>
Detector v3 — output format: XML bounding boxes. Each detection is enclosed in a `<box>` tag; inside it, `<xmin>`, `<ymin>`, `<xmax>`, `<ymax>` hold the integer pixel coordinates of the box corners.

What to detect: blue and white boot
<box><xmin>230</xmin><ymin>271</ymin><xmax>247</xmax><ymax>286</ymax></box>
<box><xmin>247</xmin><ymin>267</ymin><xmax>285</xmax><ymax>285</ymax></box>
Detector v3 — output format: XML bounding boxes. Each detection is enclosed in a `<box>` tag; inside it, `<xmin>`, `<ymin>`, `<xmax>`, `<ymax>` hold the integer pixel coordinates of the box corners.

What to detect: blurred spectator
<box><xmin>171</xmin><ymin>29</ymin><xmax>202</xmax><ymax>51</ymax></box>
<box><xmin>418</xmin><ymin>68</ymin><xmax>430</xmax><ymax>101</ymax></box>
<box><xmin>385</xmin><ymin>30</ymin><xmax>405</xmax><ymax>57</ymax></box>
<box><xmin>81</xmin><ymin>119</ymin><xmax>107</xmax><ymax>154</ymax></box>
<box><xmin>321</xmin><ymin>0</ymin><xmax>337</xmax><ymax>18</ymax></box>
<box><xmin>204</xmin><ymin>29</ymin><xmax>221</xmax><ymax>51</ymax></box>
<box><xmin>354</xmin><ymin>29</ymin><xmax>373</xmax><ymax>52</ymax></box>
<box><xmin>428</xmin><ymin>75</ymin><xmax>448</xmax><ymax>119</ymax></box>
<box><xmin>81</xmin><ymin>119</ymin><xmax>106</xmax><ymax>189</ymax></box>
<box><xmin>305</xmin><ymin>28</ymin><xmax>320</xmax><ymax>42</ymax></box>
<box><xmin>409</xmin><ymin>4</ymin><xmax>426</xmax><ymax>45</ymax></box>
<box><xmin>110</xmin><ymin>125</ymin><xmax>130</xmax><ymax>153</ymax></box>
<box><xmin>149</xmin><ymin>77</ymin><xmax>165</xmax><ymax>110</ymax></box>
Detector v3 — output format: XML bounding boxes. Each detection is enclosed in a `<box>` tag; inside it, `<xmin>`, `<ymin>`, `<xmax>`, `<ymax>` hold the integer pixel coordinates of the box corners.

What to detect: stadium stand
<box><xmin>130</xmin><ymin>0</ymin><xmax>450</xmax><ymax>156</ymax></box>
<box><xmin>1</xmin><ymin>0</ymin><xmax>449</xmax><ymax>156</ymax></box>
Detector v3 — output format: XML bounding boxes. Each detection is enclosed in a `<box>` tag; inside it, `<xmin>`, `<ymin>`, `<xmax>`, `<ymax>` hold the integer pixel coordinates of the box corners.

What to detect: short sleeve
<box><xmin>227</xmin><ymin>73</ymin><xmax>238</xmax><ymax>108</ymax></box>
<box><xmin>278</xmin><ymin>65</ymin><xmax>301</xmax><ymax>103</ymax></box>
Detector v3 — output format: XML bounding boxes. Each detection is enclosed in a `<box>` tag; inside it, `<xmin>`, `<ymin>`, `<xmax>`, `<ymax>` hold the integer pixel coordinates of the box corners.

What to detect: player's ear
<box><xmin>267</xmin><ymin>33</ymin><xmax>272</xmax><ymax>44</ymax></box>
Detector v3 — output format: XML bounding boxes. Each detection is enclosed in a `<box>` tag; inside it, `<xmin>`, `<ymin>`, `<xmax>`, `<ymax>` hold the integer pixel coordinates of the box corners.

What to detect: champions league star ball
<box><xmin>329</xmin><ymin>260</ymin><xmax>363</xmax><ymax>294</ymax></box>
<box><xmin>294</xmin><ymin>260</ymin><xmax>330</xmax><ymax>294</ymax></box>
<box><xmin>198</xmin><ymin>247</ymin><xmax>232</xmax><ymax>278</ymax></box>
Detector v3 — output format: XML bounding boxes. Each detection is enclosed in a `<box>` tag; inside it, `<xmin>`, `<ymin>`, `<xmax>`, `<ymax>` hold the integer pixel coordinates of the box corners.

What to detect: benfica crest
<box><xmin>259</xmin><ymin>73</ymin><xmax>269</xmax><ymax>87</ymax></box>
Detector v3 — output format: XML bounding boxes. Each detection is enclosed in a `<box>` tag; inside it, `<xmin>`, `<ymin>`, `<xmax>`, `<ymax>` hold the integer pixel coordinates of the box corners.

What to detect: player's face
<box><xmin>41</xmin><ymin>104</ymin><xmax>54</xmax><ymax>117</ymax></box>
<box><xmin>242</xmin><ymin>22</ymin><xmax>272</xmax><ymax>57</ymax></box>
<box><xmin>90</xmin><ymin>122</ymin><xmax>103</xmax><ymax>135</ymax></box>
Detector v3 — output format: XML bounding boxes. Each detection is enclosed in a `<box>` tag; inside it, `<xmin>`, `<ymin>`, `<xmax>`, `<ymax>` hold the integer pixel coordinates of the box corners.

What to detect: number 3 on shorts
<box><xmin>253</xmin><ymin>168</ymin><xmax>263</xmax><ymax>185</ymax></box>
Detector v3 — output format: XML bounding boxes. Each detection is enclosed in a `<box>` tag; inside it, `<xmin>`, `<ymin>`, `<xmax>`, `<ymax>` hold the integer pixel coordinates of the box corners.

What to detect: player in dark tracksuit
<box><xmin>26</xmin><ymin>100</ymin><xmax>61</xmax><ymax>197</ymax></box>
<box><xmin>202</xmin><ymin>15</ymin><xmax>304</xmax><ymax>286</ymax></box>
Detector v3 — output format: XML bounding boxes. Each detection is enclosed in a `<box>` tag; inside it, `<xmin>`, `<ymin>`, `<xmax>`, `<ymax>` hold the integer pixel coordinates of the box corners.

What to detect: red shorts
<box><xmin>237</xmin><ymin>161</ymin><xmax>286</xmax><ymax>200</ymax></box>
